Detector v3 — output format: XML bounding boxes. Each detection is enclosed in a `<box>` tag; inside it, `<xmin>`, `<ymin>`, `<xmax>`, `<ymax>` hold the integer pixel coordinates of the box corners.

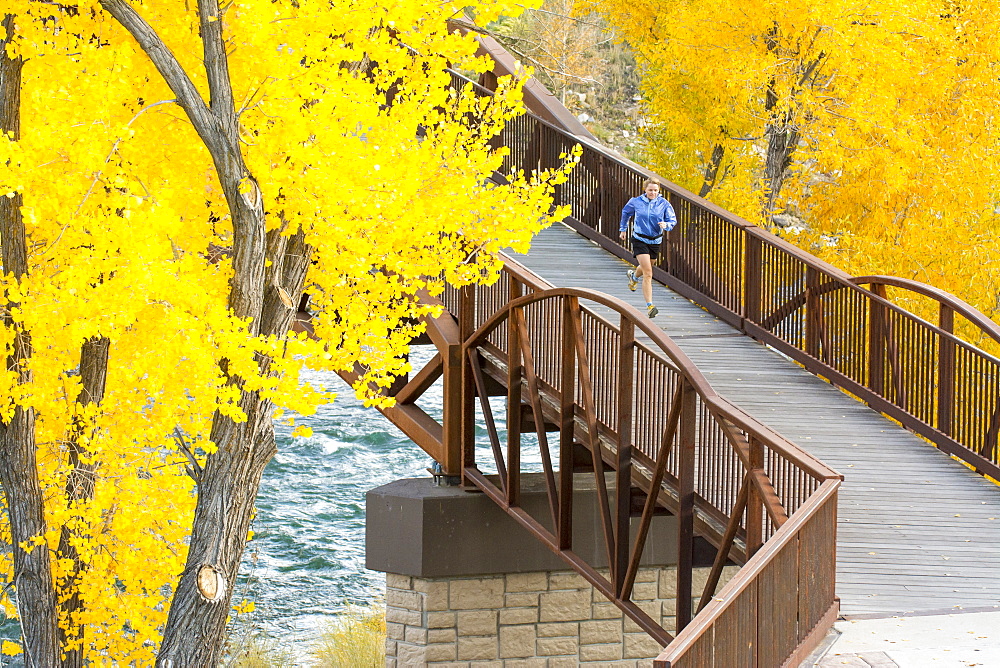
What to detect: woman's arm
<box><xmin>659</xmin><ymin>200</ymin><xmax>677</xmax><ymax>231</ymax></box>
<box><xmin>620</xmin><ymin>198</ymin><xmax>635</xmax><ymax>241</ymax></box>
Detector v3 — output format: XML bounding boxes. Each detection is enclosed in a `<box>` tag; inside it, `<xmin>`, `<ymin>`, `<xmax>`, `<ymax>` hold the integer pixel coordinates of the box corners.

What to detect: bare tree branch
<box><xmin>76</xmin><ymin>99</ymin><xmax>177</xmax><ymax>215</ymax></box>
<box><xmin>197</xmin><ymin>0</ymin><xmax>237</xmax><ymax>141</ymax></box>
<box><xmin>172</xmin><ymin>428</ymin><xmax>203</xmax><ymax>483</ymax></box>
<box><xmin>97</xmin><ymin>0</ymin><xmax>223</xmax><ymax>156</ymax></box>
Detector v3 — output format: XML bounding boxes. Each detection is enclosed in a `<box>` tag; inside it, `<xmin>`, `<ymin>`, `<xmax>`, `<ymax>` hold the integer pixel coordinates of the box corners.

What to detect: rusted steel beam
<box><xmin>455</xmin><ymin>285</ymin><xmax>476</xmax><ymax>479</ymax></box>
<box><xmin>380</xmin><ymin>403</ymin><xmax>445</xmax><ymax>463</ymax></box>
<box><xmin>393</xmin><ymin>353</ymin><xmax>443</xmax><ymax>405</ymax></box>
<box><xmin>615</xmin><ymin>317</ymin><xmax>636</xmax><ymax>597</ymax></box>
<box><xmin>513</xmin><ymin>307</ymin><xmax>560</xmax><ymax>530</ymax></box>
<box><xmin>558</xmin><ymin>297</ymin><xmax>578</xmax><ymax>551</ymax></box>
<box><xmin>338</xmin><ymin>364</ymin><xmax>448</xmax><ymax>463</ymax></box>
<box><xmin>468</xmin><ymin>349</ymin><xmax>507</xmax><ymax>495</ymax></box>
<box><xmin>675</xmin><ymin>380</ymin><xmax>697</xmax><ymax>632</ymax></box>
<box><xmin>697</xmin><ymin>475</ymin><xmax>749</xmax><ymax>614</ymax></box>
<box><xmin>442</xmin><ymin>341</ymin><xmax>464</xmax><ymax>476</ymax></box>
<box><xmin>622</xmin><ymin>384</ymin><xmax>684</xmax><ymax>599</ymax></box>
<box><xmin>387</xmin><ymin>363</ymin><xmax>409</xmax><ymax>397</ymax></box>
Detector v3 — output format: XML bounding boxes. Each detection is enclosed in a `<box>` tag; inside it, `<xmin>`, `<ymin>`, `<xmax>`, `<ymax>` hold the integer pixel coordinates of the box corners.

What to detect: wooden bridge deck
<box><xmin>511</xmin><ymin>222</ymin><xmax>1000</xmax><ymax>618</ymax></box>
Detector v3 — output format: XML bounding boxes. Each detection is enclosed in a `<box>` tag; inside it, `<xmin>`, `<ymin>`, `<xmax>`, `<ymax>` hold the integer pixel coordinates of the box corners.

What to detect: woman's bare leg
<box><xmin>636</xmin><ymin>253</ymin><xmax>654</xmax><ymax>305</ymax></box>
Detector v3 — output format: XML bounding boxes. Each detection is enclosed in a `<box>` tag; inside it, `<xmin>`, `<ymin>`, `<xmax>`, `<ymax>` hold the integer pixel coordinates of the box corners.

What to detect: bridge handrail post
<box><xmin>805</xmin><ymin>267</ymin><xmax>822</xmax><ymax>360</ymax></box>
<box><xmin>674</xmin><ymin>378</ymin><xmax>697</xmax><ymax>632</ymax></box>
<box><xmin>745</xmin><ymin>435</ymin><xmax>764</xmax><ymax>558</ymax></box>
<box><xmin>937</xmin><ymin>303</ymin><xmax>956</xmax><ymax>436</ymax></box>
<box><xmin>558</xmin><ymin>295</ymin><xmax>577</xmax><ymax>551</ymax></box>
<box><xmin>457</xmin><ymin>284</ymin><xmax>477</xmax><ymax>479</ymax></box>
<box><xmin>868</xmin><ymin>284</ymin><xmax>887</xmax><ymax>397</ymax></box>
<box><xmin>743</xmin><ymin>235</ymin><xmax>762</xmax><ymax>324</ymax></box>
<box><xmin>614</xmin><ymin>316</ymin><xmax>635</xmax><ymax>597</ymax></box>
<box><xmin>505</xmin><ymin>284</ymin><xmax>523</xmax><ymax>507</ymax></box>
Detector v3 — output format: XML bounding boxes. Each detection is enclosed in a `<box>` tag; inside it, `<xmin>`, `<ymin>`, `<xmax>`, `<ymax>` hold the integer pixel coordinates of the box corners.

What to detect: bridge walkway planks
<box><xmin>509</xmin><ymin>222</ymin><xmax>1000</xmax><ymax>618</ymax></box>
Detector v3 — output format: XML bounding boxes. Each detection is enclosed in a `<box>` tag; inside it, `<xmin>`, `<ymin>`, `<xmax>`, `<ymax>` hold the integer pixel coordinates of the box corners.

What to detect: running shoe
<box><xmin>626</xmin><ymin>269</ymin><xmax>638</xmax><ymax>291</ymax></box>
<box><xmin>647</xmin><ymin>304</ymin><xmax>658</xmax><ymax>318</ymax></box>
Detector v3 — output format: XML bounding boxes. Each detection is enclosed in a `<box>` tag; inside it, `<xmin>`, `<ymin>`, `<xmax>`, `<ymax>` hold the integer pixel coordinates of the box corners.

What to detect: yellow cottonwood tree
<box><xmin>587</xmin><ymin>0</ymin><xmax>1000</xmax><ymax>324</ymax></box>
<box><xmin>2</xmin><ymin>15</ymin><xmax>216</xmax><ymax>662</ymax></box>
<box><xmin>0</xmin><ymin>0</ymin><xmax>571</xmax><ymax>663</ymax></box>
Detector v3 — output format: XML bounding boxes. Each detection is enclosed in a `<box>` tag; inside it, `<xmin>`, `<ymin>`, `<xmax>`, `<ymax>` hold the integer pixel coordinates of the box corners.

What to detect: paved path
<box><xmin>511</xmin><ymin>222</ymin><xmax>1000</xmax><ymax>618</ymax></box>
<box><xmin>808</xmin><ymin>608</ymin><xmax>1000</xmax><ymax>667</ymax></box>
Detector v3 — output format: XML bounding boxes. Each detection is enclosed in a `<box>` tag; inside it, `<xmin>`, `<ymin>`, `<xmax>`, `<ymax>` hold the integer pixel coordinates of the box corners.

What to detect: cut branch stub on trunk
<box><xmin>196</xmin><ymin>565</ymin><xmax>227</xmax><ymax>603</ymax></box>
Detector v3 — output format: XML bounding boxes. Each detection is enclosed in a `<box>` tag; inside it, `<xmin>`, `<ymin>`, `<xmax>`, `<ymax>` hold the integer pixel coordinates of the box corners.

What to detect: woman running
<box><xmin>619</xmin><ymin>178</ymin><xmax>677</xmax><ymax>318</ymax></box>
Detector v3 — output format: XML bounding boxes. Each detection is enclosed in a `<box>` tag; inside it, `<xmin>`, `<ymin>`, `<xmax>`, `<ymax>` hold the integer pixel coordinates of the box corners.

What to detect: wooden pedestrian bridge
<box><xmin>355</xmin><ymin>65</ymin><xmax>1000</xmax><ymax>667</ymax></box>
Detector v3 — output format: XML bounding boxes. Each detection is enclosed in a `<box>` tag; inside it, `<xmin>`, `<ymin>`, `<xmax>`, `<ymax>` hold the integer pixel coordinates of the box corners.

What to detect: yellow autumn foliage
<box><xmin>587</xmin><ymin>0</ymin><xmax>1000</xmax><ymax>329</ymax></box>
<box><xmin>0</xmin><ymin>0</ymin><xmax>572</xmax><ymax>661</ymax></box>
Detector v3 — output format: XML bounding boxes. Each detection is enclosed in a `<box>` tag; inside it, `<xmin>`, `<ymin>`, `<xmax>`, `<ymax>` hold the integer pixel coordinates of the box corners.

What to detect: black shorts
<box><xmin>631</xmin><ymin>238</ymin><xmax>660</xmax><ymax>261</ymax></box>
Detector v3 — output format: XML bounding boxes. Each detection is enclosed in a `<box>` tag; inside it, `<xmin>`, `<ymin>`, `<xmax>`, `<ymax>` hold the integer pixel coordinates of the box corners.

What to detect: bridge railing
<box><xmin>449</xmin><ymin>71</ymin><xmax>1000</xmax><ymax>481</ymax></box>
<box><xmin>653</xmin><ymin>478</ymin><xmax>840</xmax><ymax>668</ymax></box>
<box><xmin>438</xmin><ymin>260</ymin><xmax>840</xmax><ymax>661</ymax></box>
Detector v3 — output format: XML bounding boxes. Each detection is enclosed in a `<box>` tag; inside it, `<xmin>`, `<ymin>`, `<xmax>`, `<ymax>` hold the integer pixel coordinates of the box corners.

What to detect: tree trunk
<box><xmin>699</xmin><ymin>142</ymin><xmax>726</xmax><ymax>198</ymax></box>
<box><xmin>760</xmin><ymin>32</ymin><xmax>823</xmax><ymax>222</ymax></box>
<box><xmin>0</xmin><ymin>405</ymin><xmax>59</xmax><ymax>668</ymax></box>
<box><xmin>0</xmin><ymin>15</ymin><xmax>61</xmax><ymax>666</ymax></box>
<box><xmin>57</xmin><ymin>337</ymin><xmax>111</xmax><ymax>668</ymax></box>
<box><xmin>762</xmin><ymin>112</ymin><xmax>800</xmax><ymax>219</ymax></box>
<box><xmin>93</xmin><ymin>1</ymin><xmax>316</xmax><ymax>660</ymax></box>
<box><xmin>157</xmin><ymin>229</ymin><xmax>311</xmax><ymax>666</ymax></box>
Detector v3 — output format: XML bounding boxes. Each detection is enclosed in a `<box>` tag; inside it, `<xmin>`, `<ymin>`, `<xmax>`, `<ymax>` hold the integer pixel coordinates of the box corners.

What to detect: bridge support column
<box><xmin>367</xmin><ymin>476</ymin><xmax>736</xmax><ymax>667</ymax></box>
<box><xmin>383</xmin><ymin>566</ymin><xmax>715</xmax><ymax>666</ymax></box>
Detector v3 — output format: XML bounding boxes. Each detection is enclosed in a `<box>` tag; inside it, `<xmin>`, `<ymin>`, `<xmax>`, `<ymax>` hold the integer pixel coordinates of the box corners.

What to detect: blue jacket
<box><xmin>620</xmin><ymin>194</ymin><xmax>677</xmax><ymax>243</ymax></box>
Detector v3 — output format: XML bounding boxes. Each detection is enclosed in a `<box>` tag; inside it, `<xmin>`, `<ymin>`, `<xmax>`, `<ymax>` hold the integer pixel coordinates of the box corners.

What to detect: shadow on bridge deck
<box><xmin>511</xmin><ymin>221</ymin><xmax>1000</xmax><ymax>618</ymax></box>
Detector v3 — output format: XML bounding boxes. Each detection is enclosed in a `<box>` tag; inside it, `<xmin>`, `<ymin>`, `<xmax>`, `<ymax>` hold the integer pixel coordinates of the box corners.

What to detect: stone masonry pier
<box><xmin>367</xmin><ymin>476</ymin><xmax>736</xmax><ymax>666</ymax></box>
<box><xmin>384</xmin><ymin>566</ymin><xmax>734</xmax><ymax>667</ymax></box>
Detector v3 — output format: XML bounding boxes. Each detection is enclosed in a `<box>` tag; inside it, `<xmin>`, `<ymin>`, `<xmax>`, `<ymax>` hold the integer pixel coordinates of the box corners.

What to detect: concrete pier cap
<box><xmin>367</xmin><ymin>473</ymin><xmax>742</xmax><ymax>666</ymax></box>
<box><xmin>366</xmin><ymin>472</ymin><xmax>679</xmax><ymax>578</ymax></box>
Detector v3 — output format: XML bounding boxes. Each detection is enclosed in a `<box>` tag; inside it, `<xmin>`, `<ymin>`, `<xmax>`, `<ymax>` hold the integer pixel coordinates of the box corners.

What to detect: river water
<box><xmin>0</xmin><ymin>359</ymin><xmax>432</xmax><ymax>665</ymax></box>
<box><xmin>0</xmin><ymin>345</ymin><xmax>538</xmax><ymax>660</ymax></box>
<box><xmin>244</xmin><ymin>345</ymin><xmax>541</xmax><ymax>652</ymax></box>
<box><xmin>243</xmin><ymin>347</ymin><xmax>442</xmax><ymax>646</ymax></box>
